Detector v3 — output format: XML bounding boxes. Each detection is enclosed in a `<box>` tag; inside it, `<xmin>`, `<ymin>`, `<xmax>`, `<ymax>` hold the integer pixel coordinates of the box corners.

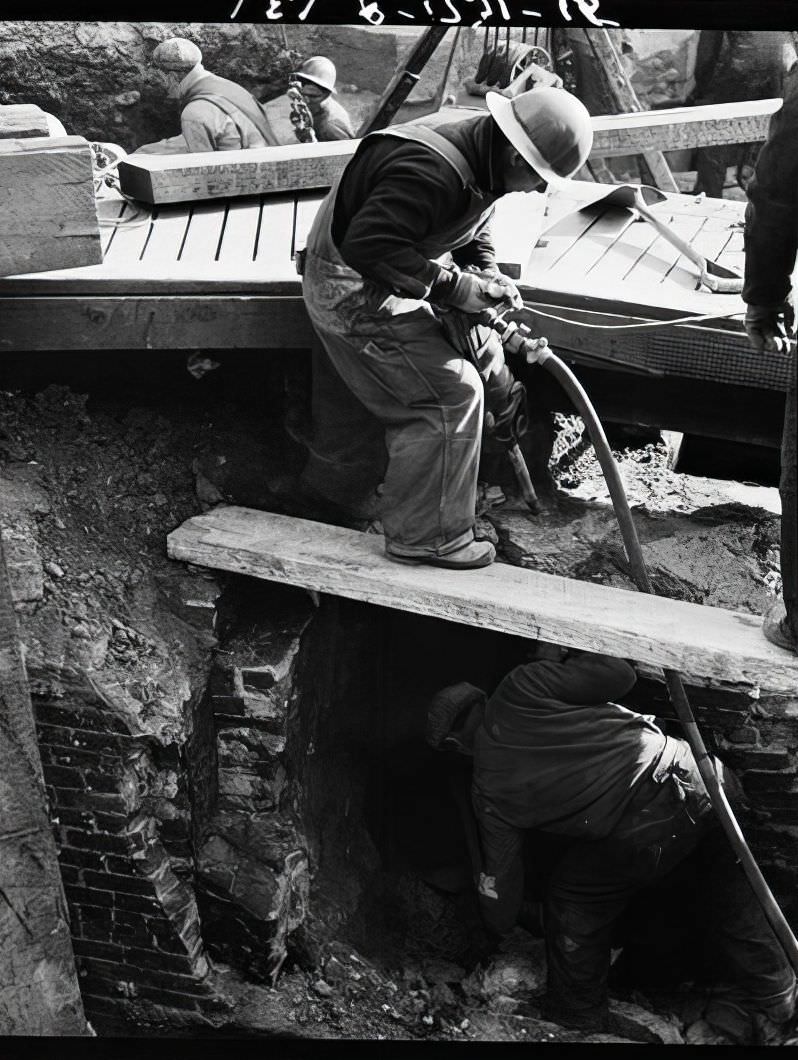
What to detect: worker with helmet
<box><xmin>427</xmin><ymin>644</ymin><xmax>797</xmax><ymax>1043</ymax></box>
<box><xmin>137</xmin><ymin>36</ymin><xmax>278</xmax><ymax>154</ymax></box>
<box><xmin>292</xmin><ymin>56</ymin><xmax>355</xmax><ymax>141</ymax></box>
<box><xmin>293</xmin><ymin>86</ymin><xmax>593</xmax><ymax>569</ymax></box>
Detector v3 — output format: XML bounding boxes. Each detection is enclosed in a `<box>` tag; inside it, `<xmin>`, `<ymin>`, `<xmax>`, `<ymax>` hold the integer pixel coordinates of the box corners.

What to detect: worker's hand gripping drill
<box><xmin>446</xmin><ymin>269</ymin><xmax>525</xmax><ymax>315</ymax></box>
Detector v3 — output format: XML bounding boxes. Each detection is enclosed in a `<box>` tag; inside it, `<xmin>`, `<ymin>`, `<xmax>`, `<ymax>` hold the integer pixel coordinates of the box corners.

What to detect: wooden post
<box><xmin>0</xmin><ymin>534</ymin><xmax>90</xmax><ymax>1034</ymax></box>
<box><xmin>581</xmin><ymin>29</ymin><xmax>679</xmax><ymax>192</ymax></box>
<box><xmin>357</xmin><ymin>27</ymin><xmax>450</xmax><ymax>135</ymax></box>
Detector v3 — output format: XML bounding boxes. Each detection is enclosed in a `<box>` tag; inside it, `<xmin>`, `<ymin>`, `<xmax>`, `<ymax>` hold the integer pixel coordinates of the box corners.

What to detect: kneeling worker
<box><xmin>138</xmin><ymin>37</ymin><xmax>278</xmax><ymax>154</ymax></box>
<box><xmin>298</xmin><ymin>87</ymin><xmax>592</xmax><ymax>569</ymax></box>
<box><xmin>429</xmin><ymin>644</ymin><xmax>796</xmax><ymax>1043</ymax></box>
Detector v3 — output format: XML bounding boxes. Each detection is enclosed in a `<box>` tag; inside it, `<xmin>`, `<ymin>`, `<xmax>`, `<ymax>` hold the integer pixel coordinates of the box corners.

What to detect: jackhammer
<box><xmin>477</xmin><ymin>303</ymin><xmax>798</xmax><ymax>976</ymax></box>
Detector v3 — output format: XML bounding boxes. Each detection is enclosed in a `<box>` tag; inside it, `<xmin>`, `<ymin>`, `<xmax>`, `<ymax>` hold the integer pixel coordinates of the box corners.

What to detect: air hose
<box><xmin>479</xmin><ymin>306</ymin><xmax>798</xmax><ymax>974</ymax></box>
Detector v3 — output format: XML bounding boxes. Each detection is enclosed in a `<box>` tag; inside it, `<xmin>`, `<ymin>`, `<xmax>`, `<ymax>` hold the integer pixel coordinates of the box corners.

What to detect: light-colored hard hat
<box><xmin>486</xmin><ymin>86</ymin><xmax>593</xmax><ymax>189</ymax></box>
<box><xmin>153</xmin><ymin>37</ymin><xmax>202</xmax><ymax>73</ymax></box>
<box><xmin>294</xmin><ymin>56</ymin><xmax>337</xmax><ymax>95</ymax></box>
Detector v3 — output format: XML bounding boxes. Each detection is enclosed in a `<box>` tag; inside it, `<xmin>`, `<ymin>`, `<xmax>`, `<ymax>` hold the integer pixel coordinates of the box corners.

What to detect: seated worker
<box><xmin>136</xmin><ymin>37</ymin><xmax>278</xmax><ymax>155</ymax></box>
<box><xmin>428</xmin><ymin>644</ymin><xmax>796</xmax><ymax>1044</ymax></box>
<box><xmin>297</xmin><ymin>87</ymin><xmax>592</xmax><ymax>569</ymax></box>
<box><xmin>743</xmin><ymin>84</ymin><xmax>798</xmax><ymax>654</ymax></box>
<box><xmin>292</xmin><ymin>56</ymin><xmax>355</xmax><ymax>141</ymax></box>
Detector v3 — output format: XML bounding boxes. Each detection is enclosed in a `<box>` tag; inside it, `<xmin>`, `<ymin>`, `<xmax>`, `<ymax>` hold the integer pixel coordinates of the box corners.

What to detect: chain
<box><xmin>287</xmin><ymin>80</ymin><xmax>317</xmax><ymax>144</ymax></box>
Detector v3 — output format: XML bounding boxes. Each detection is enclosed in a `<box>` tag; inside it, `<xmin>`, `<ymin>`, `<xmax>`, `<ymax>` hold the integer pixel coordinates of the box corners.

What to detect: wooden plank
<box><xmin>166</xmin><ymin>508</ymin><xmax>798</xmax><ymax>696</ymax></box>
<box><xmin>590</xmin><ymin>98</ymin><xmax>782</xmax><ymax>157</ymax></box>
<box><xmin>0</xmin><ymin>295</ymin><xmax>311</xmax><ymax>350</ymax></box>
<box><xmin>216</xmin><ymin>199</ymin><xmax>261</xmax><ymax>265</ymax></box>
<box><xmin>138</xmin><ymin>204</ymin><xmax>192</xmax><ymax>268</ymax></box>
<box><xmin>542</xmin><ymin>208</ymin><xmax>637</xmax><ymax>287</ymax></box>
<box><xmin>626</xmin><ymin>213</ymin><xmax>708</xmax><ymax>289</ymax></box>
<box><xmin>116</xmin><ymin>96</ymin><xmax>783</xmax><ymax>208</ymax></box>
<box><xmin>591</xmin><ymin>216</ymin><xmax>661</xmax><ymax>285</ymax></box>
<box><xmin>96</xmin><ymin>198</ymin><xmax>128</xmax><ymax>257</ymax></box>
<box><xmin>0</xmin><ymin>136</ymin><xmax>101</xmax><ymax>278</ymax></box>
<box><xmin>118</xmin><ymin>140</ymin><xmax>355</xmax><ymax>206</ymax></box>
<box><xmin>178</xmin><ymin>201</ymin><xmax>227</xmax><ymax>266</ymax></box>
<box><xmin>491</xmin><ymin>191</ymin><xmax>549</xmax><ymax>276</ymax></box>
<box><xmin>99</xmin><ymin>201</ymin><xmax>154</xmax><ymax>266</ymax></box>
<box><xmin>254</xmin><ymin>194</ymin><xmax>296</xmax><ymax>276</ymax></box>
<box><xmin>292</xmin><ymin>193</ymin><xmax>325</xmax><ymax>257</ymax></box>
<box><xmin>0</xmin><ymin>104</ymin><xmax>50</xmax><ymax>139</ymax></box>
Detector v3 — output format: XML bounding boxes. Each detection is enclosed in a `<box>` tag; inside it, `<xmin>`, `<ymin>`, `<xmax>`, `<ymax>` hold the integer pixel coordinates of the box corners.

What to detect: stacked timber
<box><xmin>0</xmin><ymin>136</ymin><xmax>102</xmax><ymax>278</ymax></box>
<box><xmin>117</xmin><ymin>97</ymin><xmax>782</xmax><ymax>206</ymax></box>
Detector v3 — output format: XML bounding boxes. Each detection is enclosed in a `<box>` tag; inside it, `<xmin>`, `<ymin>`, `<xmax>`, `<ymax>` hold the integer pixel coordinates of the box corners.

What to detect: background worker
<box><xmin>296</xmin><ymin>87</ymin><xmax>593</xmax><ymax>569</ymax></box>
<box><xmin>743</xmin><ymin>87</ymin><xmax>798</xmax><ymax>654</ymax></box>
<box><xmin>137</xmin><ymin>37</ymin><xmax>278</xmax><ymax>154</ymax></box>
<box><xmin>428</xmin><ymin>644</ymin><xmax>797</xmax><ymax>1043</ymax></box>
<box><xmin>687</xmin><ymin>30</ymin><xmax>794</xmax><ymax>197</ymax></box>
<box><xmin>292</xmin><ymin>56</ymin><xmax>355</xmax><ymax>141</ymax></box>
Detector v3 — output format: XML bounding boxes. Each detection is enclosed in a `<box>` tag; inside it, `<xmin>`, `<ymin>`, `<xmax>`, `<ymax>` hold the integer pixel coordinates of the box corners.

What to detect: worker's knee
<box><xmin>443</xmin><ymin>357</ymin><xmax>483</xmax><ymax>414</ymax></box>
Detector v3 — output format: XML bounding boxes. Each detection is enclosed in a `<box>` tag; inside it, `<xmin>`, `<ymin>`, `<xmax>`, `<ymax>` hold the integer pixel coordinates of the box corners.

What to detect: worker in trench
<box><xmin>426</xmin><ymin>645</ymin><xmax>797</xmax><ymax>1044</ymax></box>
<box><xmin>742</xmin><ymin>78</ymin><xmax>798</xmax><ymax>655</ymax></box>
<box><xmin>290</xmin><ymin>86</ymin><xmax>593</xmax><ymax>569</ymax></box>
<box><xmin>288</xmin><ymin>57</ymin><xmax>355</xmax><ymax>142</ymax></box>
<box><xmin>135</xmin><ymin>37</ymin><xmax>279</xmax><ymax>155</ymax></box>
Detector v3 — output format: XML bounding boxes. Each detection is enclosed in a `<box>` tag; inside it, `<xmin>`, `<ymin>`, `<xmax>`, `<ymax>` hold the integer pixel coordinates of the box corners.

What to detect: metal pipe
<box><xmin>480</xmin><ymin>307</ymin><xmax>798</xmax><ymax>974</ymax></box>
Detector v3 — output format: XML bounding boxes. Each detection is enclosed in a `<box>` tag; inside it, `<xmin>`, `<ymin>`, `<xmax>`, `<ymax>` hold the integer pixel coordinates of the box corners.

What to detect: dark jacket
<box><xmin>691</xmin><ymin>30</ymin><xmax>788</xmax><ymax>106</ymax></box>
<box><xmin>313</xmin><ymin>96</ymin><xmax>355</xmax><ymax>141</ymax></box>
<box><xmin>472</xmin><ymin>652</ymin><xmax>687</xmax><ymax>935</ymax></box>
<box><xmin>330</xmin><ymin>114</ymin><xmax>506</xmax><ymax>301</ymax></box>
<box><xmin>744</xmin><ymin>89</ymin><xmax>798</xmax><ymax>306</ymax></box>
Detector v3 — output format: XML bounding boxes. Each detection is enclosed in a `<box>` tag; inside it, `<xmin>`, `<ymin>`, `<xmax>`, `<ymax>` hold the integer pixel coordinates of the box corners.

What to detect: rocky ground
<box><xmin>0</xmin><ymin>361</ymin><xmax>785</xmax><ymax>1043</ymax></box>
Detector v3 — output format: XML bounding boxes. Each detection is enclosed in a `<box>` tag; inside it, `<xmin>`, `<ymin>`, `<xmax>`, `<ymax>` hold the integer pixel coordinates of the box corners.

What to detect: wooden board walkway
<box><xmin>0</xmin><ymin>177</ymin><xmax>789</xmax><ymax>445</ymax></box>
<box><xmin>167</xmin><ymin>507</ymin><xmax>798</xmax><ymax>697</ymax></box>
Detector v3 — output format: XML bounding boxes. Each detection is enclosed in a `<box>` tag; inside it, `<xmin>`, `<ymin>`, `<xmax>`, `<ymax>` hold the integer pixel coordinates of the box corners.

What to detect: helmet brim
<box><xmin>486</xmin><ymin>91</ymin><xmax>574</xmax><ymax>192</ymax></box>
<box><xmin>294</xmin><ymin>73</ymin><xmax>337</xmax><ymax>95</ymax></box>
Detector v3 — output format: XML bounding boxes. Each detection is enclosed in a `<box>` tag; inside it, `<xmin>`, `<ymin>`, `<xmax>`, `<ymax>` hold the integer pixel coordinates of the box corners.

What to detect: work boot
<box><xmin>385</xmin><ymin>539</ymin><xmax>496</xmax><ymax>570</ymax></box>
<box><xmin>762</xmin><ymin>597</ymin><xmax>798</xmax><ymax>654</ymax></box>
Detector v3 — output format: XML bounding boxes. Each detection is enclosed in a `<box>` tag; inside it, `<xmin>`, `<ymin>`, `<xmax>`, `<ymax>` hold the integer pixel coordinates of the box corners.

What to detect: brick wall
<box><xmin>34</xmin><ymin>694</ymin><xmax>214</xmax><ymax>1025</ymax></box>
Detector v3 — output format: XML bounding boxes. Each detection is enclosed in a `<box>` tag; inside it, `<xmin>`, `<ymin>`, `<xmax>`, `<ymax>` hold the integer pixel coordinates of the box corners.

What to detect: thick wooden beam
<box><xmin>118</xmin><ymin>140</ymin><xmax>355</xmax><ymax>205</ymax></box>
<box><xmin>0</xmin><ymin>136</ymin><xmax>101</xmax><ymax>278</ymax></box>
<box><xmin>591</xmin><ymin>98</ymin><xmax>782</xmax><ymax>157</ymax></box>
<box><xmin>118</xmin><ymin>96</ymin><xmax>782</xmax><ymax>206</ymax></box>
<box><xmin>0</xmin><ymin>295</ymin><xmax>311</xmax><ymax>350</ymax></box>
<box><xmin>167</xmin><ymin>507</ymin><xmax>798</xmax><ymax>696</ymax></box>
<box><xmin>0</xmin><ymin>104</ymin><xmax>51</xmax><ymax>140</ymax></box>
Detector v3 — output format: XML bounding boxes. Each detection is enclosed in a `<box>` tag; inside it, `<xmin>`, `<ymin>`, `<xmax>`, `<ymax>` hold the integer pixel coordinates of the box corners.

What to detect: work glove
<box><xmin>744</xmin><ymin>297</ymin><xmax>796</xmax><ymax>353</ymax></box>
<box><xmin>446</xmin><ymin>270</ymin><xmax>524</xmax><ymax>315</ymax></box>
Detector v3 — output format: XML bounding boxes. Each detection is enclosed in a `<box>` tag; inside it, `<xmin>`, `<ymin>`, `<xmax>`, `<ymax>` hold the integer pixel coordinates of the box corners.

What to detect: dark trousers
<box><xmin>782</xmin><ymin>374</ymin><xmax>797</xmax><ymax>639</ymax></box>
<box><xmin>301</xmin><ymin>307</ymin><xmax>483</xmax><ymax>556</ymax></box>
<box><xmin>543</xmin><ymin>769</ymin><xmax>795</xmax><ymax>1038</ymax></box>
